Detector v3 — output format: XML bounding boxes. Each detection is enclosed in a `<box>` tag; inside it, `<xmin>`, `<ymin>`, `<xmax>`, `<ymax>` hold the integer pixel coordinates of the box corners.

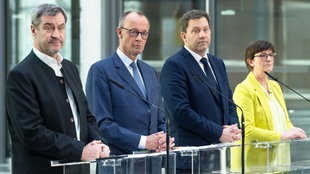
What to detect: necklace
<box><xmin>259</xmin><ymin>81</ymin><xmax>272</xmax><ymax>96</ymax></box>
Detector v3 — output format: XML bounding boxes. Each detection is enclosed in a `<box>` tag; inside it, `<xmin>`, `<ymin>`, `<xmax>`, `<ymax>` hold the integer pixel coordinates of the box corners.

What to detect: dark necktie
<box><xmin>200</xmin><ymin>58</ymin><xmax>219</xmax><ymax>90</ymax></box>
<box><xmin>130</xmin><ymin>62</ymin><xmax>146</xmax><ymax>98</ymax></box>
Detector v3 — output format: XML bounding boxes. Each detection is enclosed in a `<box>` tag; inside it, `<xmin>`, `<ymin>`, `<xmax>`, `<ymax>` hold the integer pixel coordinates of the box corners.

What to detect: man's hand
<box><xmin>220</xmin><ymin>124</ymin><xmax>241</xmax><ymax>143</ymax></box>
<box><xmin>81</xmin><ymin>140</ymin><xmax>110</xmax><ymax>161</ymax></box>
<box><xmin>99</xmin><ymin>143</ymin><xmax>110</xmax><ymax>158</ymax></box>
<box><xmin>157</xmin><ymin>135</ymin><xmax>175</xmax><ymax>152</ymax></box>
<box><xmin>145</xmin><ymin>131</ymin><xmax>175</xmax><ymax>152</ymax></box>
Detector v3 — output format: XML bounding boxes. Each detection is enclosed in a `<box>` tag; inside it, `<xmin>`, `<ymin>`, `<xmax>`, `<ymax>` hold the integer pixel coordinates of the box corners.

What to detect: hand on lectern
<box><xmin>157</xmin><ymin>135</ymin><xmax>175</xmax><ymax>152</ymax></box>
<box><xmin>220</xmin><ymin>124</ymin><xmax>242</xmax><ymax>143</ymax></box>
<box><xmin>145</xmin><ymin>131</ymin><xmax>175</xmax><ymax>152</ymax></box>
<box><xmin>99</xmin><ymin>143</ymin><xmax>110</xmax><ymax>158</ymax></box>
<box><xmin>81</xmin><ymin>140</ymin><xmax>110</xmax><ymax>161</ymax></box>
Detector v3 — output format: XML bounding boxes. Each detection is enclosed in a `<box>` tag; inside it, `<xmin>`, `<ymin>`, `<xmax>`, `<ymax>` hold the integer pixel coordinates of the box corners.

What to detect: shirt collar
<box><xmin>33</xmin><ymin>47</ymin><xmax>63</xmax><ymax>76</ymax></box>
<box><xmin>116</xmin><ymin>48</ymin><xmax>137</xmax><ymax>67</ymax></box>
<box><xmin>184</xmin><ymin>45</ymin><xmax>209</xmax><ymax>63</ymax></box>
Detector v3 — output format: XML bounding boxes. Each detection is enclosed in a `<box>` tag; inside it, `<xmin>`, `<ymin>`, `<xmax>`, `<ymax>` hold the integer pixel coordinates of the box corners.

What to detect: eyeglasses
<box><xmin>120</xmin><ymin>27</ymin><xmax>149</xmax><ymax>40</ymax></box>
<box><xmin>254</xmin><ymin>53</ymin><xmax>276</xmax><ymax>60</ymax></box>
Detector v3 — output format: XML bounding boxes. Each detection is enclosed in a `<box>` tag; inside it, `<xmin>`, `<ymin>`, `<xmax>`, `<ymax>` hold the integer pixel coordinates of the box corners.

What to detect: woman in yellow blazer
<box><xmin>230</xmin><ymin>40</ymin><xmax>307</xmax><ymax>173</ymax></box>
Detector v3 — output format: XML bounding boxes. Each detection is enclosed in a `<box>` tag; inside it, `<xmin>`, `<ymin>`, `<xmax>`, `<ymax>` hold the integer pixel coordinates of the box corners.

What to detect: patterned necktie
<box><xmin>130</xmin><ymin>62</ymin><xmax>146</xmax><ymax>98</ymax></box>
<box><xmin>200</xmin><ymin>58</ymin><xmax>219</xmax><ymax>90</ymax></box>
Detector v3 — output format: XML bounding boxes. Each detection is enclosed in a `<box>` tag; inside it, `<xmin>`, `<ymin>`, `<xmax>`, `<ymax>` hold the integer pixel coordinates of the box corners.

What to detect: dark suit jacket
<box><xmin>5</xmin><ymin>51</ymin><xmax>103</xmax><ymax>174</ymax></box>
<box><xmin>160</xmin><ymin>47</ymin><xmax>239</xmax><ymax>146</ymax></box>
<box><xmin>86</xmin><ymin>52</ymin><xmax>166</xmax><ymax>155</ymax></box>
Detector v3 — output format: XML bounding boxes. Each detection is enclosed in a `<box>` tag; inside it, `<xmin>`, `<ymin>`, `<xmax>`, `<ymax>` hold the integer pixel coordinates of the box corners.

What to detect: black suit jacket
<box><xmin>6</xmin><ymin>50</ymin><xmax>103</xmax><ymax>174</ymax></box>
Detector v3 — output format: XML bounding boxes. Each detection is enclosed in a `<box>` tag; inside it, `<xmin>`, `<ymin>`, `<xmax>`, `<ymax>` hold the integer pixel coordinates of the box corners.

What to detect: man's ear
<box><xmin>31</xmin><ymin>24</ymin><xmax>36</xmax><ymax>37</ymax></box>
<box><xmin>116</xmin><ymin>27</ymin><xmax>122</xmax><ymax>38</ymax></box>
<box><xmin>180</xmin><ymin>32</ymin><xmax>186</xmax><ymax>42</ymax></box>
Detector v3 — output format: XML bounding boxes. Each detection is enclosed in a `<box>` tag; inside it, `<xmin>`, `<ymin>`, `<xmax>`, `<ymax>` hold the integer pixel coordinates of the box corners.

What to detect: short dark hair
<box><xmin>31</xmin><ymin>3</ymin><xmax>67</xmax><ymax>28</ymax></box>
<box><xmin>244</xmin><ymin>40</ymin><xmax>276</xmax><ymax>71</ymax></box>
<box><xmin>180</xmin><ymin>9</ymin><xmax>210</xmax><ymax>32</ymax></box>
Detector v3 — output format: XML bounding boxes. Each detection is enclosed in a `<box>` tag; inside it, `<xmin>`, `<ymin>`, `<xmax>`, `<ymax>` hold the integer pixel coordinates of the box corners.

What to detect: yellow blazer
<box><xmin>230</xmin><ymin>71</ymin><xmax>293</xmax><ymax>172</ymax></box>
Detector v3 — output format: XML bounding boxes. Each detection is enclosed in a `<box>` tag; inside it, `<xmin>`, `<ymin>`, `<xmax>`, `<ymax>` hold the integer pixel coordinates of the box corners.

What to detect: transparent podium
<box><xmin>172</xmin><ymin>143</ymin><xmax>237</xmax><ymax>174</ymax></box>
<box><xmin>170</xmin><ymin>138</ymin><xmax>310</xmax><ymax>174</ymax></box>
<box><xmin>230</xmin><ymin>138</ymin><xmax>310</xmax><ymax>173</ymax></box>
<box><xmin>51</xmin><ymin>151</ymin><xmax>176</xmax><ymax>174</ymax></box>
<box><xmin>51</xmin><ymin>144</ymin><xmax>237</xmax><ymax>174</ymax></box>
<box><xmin>51</xmin><ymin>139</ymin><xmax>310</xmax><ymax>173</ymax></box>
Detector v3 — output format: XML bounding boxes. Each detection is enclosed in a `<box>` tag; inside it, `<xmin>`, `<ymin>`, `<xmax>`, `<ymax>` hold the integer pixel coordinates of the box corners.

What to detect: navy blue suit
<box><xmin>160</xmin><ymin>47</ymin><xmax>239</xmax><ymax>146</ymax></box>
<box><xmin>86</xmin><ymin>52</ymin><xmax>166</xmax><ymax>155</ymax></box>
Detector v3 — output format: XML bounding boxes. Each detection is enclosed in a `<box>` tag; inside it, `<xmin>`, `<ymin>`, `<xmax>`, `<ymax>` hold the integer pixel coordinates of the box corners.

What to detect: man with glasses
<box><xmin>86</xmin><ymin>11</ymin><xmax>174</xmax><ymax>158</ymax></box>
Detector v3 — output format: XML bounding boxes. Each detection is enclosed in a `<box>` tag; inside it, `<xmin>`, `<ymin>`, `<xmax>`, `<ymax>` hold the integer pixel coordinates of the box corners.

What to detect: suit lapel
<box><xmin>182</xmin><ymin>49</ymin><xmax>221</xmax><ymax>103</ymax></box>
<box><xmin>60</xmin><ymin>61</ymin><xmax>79</xmax><ymax>97</ymax></box>
<box><xmin>113</xmin><ymin>55</ymin><xmax>146</xmax><ymax>98</ymax></box>
<box><xmin>207</xmin><ymin>55</ymin><xmax>223</xmax><ymax>102</ymax></box>
<box><xmin>60</xmin><ymin>61</ymin><xmax>83</xmax><ymax>122</ymax></box>
<box><xmin>248</xmin><ymin>72</ymin><xmax>274</xmax><ymax>130</ymax></box>
<box><xmin>208</xmin><ymin>55</ymin><xmax>222</xmax><ymax>91</ymax></box>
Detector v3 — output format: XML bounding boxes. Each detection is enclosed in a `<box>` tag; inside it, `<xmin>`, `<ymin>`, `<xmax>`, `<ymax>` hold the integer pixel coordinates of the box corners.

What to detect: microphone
<box><xmin>109</xmin><ymin>79</ymin><xmax>125</xmax><ymax>89</ymax></box>
<box><xmin>109</xmin><ymin>79</ymin><xmax>171</xmax><ymax>174</ymax></box>
<box><xmin>109</xmin><ymin>79</ymin><xmax>167</xmax><ymax>113</ymax></box>
<box><xmin>264</xmin><ymin>71</ymin><xmax>310</xmax><ymax>103</ymax></box>
<box><xmin>191</xmin><ymin>73</ymin><xmax>245</xmax><ymax>174</ymax></box>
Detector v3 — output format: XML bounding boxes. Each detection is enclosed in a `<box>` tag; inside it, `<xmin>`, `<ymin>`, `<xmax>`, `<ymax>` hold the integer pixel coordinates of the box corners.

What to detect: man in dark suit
<box><xmin>86</xmin><ymin>11</ymin><xmax>174</xmax><ymax>172</ymax></box>
<box><xmin>5</xmin><ymin>4</ymin><xmax>110</xmax><ymax>174</ymax></box>
<box><xmin>160</xmin><ymin>9</ymin><xmax>241</xmax><ymax>173</ymax></box>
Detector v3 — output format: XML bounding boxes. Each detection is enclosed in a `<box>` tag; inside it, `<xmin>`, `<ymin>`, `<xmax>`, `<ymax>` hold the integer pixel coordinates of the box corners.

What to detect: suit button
<box><xmin>60</xmin><ymin>79</ymin><xmax>64</xmax><ymax>85</ymax></box>
<box><xmin>147</xmin><ymin>109</ymin><xmax>151</xmax><ymax>113</ymax></box>
<box><xmin>66</xmin><ymin>98</ymin><xmax>69</xmax><ymax>103</ymax></box>
<box><xmin>70</xmin><ymin>117</ymin><xmax>74</xmax><ymax>123</ymax></box>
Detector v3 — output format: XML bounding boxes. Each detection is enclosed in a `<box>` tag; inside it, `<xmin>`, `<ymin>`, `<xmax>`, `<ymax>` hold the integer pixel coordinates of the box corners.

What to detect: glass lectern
<box><xmin>51</xmin><ymin>151</ymin><xmax>176</xmax><ymax>174</ymax></box>
<box><xmin>52</xmin><ymin>138</ymin><xmax>310</xmax><ymax>173</ymax></box>
<box><xmin>230</xmin><ymin>138</ymin><xmax>310</xmax><ymax>173</ymax></box>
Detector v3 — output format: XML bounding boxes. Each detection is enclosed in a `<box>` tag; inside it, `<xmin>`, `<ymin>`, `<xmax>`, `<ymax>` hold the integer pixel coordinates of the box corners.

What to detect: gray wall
<box><xmin>101</xmin><ymin>0</ymin><xmax>122</xmax><ymax>57</ymax></box>
<box><xmin>0</xmin><ymin>0</ymin><xmax>7</xmax><ymax>163</ymax></box>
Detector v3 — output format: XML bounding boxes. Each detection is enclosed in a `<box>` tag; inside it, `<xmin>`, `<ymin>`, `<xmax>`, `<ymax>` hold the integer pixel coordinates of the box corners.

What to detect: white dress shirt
<box><xmin>33</xmin><ymin>47</ymin><xmax>81</xmax><ymax>140</ymax></box>
<box><xmin>116</xmin><ymin>48</ymin><xmax>147</xmax><ymax>149</ymax></box>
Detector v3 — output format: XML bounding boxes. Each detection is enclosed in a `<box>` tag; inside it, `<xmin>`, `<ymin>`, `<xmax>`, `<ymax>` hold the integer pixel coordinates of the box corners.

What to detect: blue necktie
<box><xmin>130</xmin><ymin>62</ymin><xmax>146</xmax><ymax>98</ymax></box>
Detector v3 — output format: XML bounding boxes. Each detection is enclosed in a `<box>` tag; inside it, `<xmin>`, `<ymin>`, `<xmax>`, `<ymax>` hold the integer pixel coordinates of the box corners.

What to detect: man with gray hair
<box><xmin>86</xmin><ymin>10</ymin><xmax>174</xmax><ymax>174</ymax></box>
<box><xmin>6</xmin><ymin>3</ymin><xmax>109</xmax><ymax>174</ymax></box>
<box><xmin>86</xmin><ymin>10</ymin><xmax>174</xmax><ymax>156</ymax></box>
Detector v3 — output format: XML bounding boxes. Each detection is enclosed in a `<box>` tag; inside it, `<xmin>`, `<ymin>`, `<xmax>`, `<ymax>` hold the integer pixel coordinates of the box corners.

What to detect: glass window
<box><xmin>123</xmin><ymin>0</ymin><xmax>206</xmax><ymax>71</ymax></box>
<box><xmin>216</xmin><ymin>0</ymin><xmax>310</xmax><ymax>111</ymax></box>
<box><xmin>8</xmin><ymin>0</ymin><xmax>72</xmax><ymax>67</ymax></box>
<box><xmin>214</xmin><ymin>0</ymin><xmax>310</xmax><ymax>141</ymax></box>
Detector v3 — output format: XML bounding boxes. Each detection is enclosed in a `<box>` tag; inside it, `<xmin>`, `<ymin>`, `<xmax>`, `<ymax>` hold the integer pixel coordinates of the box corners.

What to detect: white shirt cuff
<box><xmin>138</xmin><ymin>135</ymin><xmax>146</xmax><ymax>149</ymax></box>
